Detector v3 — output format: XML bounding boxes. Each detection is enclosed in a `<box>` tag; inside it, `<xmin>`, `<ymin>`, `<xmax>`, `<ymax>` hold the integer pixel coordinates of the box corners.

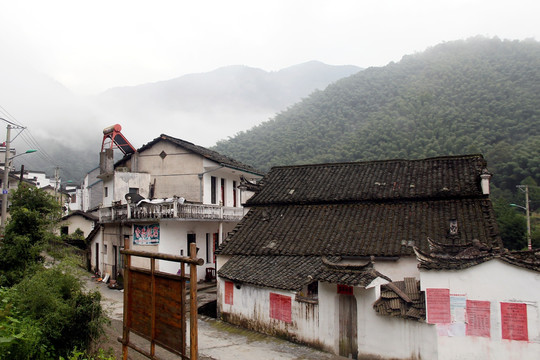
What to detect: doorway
<box><xmin>95</xmin><ymin>243</ymin><xmax>100</xmax><ymax>274</ymax></box>
<box><xmin>113</xmin><ymin>245</ymin><xmax>118</xmax><ymax>280</ymax></box>
<box><xmin>339</xmin><ymin>293</ymin><xmax>358</xmax><ymax>359</ymax></box>
<box><xmin>187</xmin><ymin>233</ymin><xmax>197</xmax><ymax>257</ymax></box>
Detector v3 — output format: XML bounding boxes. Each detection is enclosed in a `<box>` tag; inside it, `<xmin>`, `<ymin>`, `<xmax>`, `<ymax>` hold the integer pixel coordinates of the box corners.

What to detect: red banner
<box><xmin>426</xmin><ymin>288</ymin><xmax>451</xmax><ymax>324</ymax></box>
<box><xmin>224</xmin><ymin>281</ymin><xmax>234</xmax><ymax>305</ymax></box>
<box><xmin>270</xmin><ymin>293</ymin><xmax>292</xmax><ymax>323</ymax></box>
<box><xmin>466</xmin><ymin>300</ymin><xmax>491</xmax><ymax>337</ymax></box>
<box><xmin>501</xmin><ymin>302</ymin><xmax>528</xmax><ymax>341</ymax></box>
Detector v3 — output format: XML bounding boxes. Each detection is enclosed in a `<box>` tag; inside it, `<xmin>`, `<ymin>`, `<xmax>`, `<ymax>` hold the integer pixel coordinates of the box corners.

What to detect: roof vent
<box><xmin>449</xmin><ymin>219</ymin><xmax>458</xmax><ymax>235</ymax></box>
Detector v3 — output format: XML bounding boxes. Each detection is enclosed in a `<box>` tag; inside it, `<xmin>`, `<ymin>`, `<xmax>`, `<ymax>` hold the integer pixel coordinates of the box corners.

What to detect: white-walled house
<box><xmin>411</xmin><ymin>241</ymin><xmax>540</xmax><ymax>360</ymax></box>
<box><xmin>90</xmin><ymin>134</ymin><xmax>263</xmax><ymax>281</ymax></box>
<box><xmin>58</xmin><ymin>210</ymin><xmax>98</xmax><ymax>238</ymax></box>
<box><xmin>216</xmin><ymin>155</ymin><xmax>513</xmax><ymax>359</ymax></box>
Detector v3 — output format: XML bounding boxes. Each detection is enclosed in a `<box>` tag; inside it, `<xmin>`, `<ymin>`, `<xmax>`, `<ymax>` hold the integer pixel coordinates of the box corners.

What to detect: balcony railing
<box><xmin>99</xmin><ymin>200</ymin><xmax>246</xmax><ymax>222</ymax></box>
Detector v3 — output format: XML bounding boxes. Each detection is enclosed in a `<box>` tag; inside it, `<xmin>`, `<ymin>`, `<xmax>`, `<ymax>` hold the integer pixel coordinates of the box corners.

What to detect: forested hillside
<box><xmin>213</xmin><ymin>37</ymin><xmax>540</xmax><ymax>200</ymax></box>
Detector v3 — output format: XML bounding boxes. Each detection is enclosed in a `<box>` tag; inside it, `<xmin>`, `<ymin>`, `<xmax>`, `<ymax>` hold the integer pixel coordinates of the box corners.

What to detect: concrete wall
<box><xmin>133</xmin><ymin>141</ymin><xmax>203</xmax><ymax>201</ymax></box>
<box><xmin>113</xmin><ymin>172</ymin><xmax>151</xmax><ymax>203</ymax></box>
<box><xmin>420</xmin><ymin>259</ymin><xmax>540</xmax><ymax>360</ymax></box>
<box><xmin>99</xmin><ymin>223</ymin><xmax>131</xmax><ymax>277</ymax></box>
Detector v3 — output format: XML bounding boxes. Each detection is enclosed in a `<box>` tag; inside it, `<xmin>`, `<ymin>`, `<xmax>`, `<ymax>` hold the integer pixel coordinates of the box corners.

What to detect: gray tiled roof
<box><xmin>218</xmin><ymin>199</ymin><xmax>501</xmax><ymax>257</ymax></box>
<box><xmin>415</xmin><ymin>239</ymin><xmax>540</xmax><ymax>272</ymax></box>
<box><xmin>373</xmin><ymin>278</ymin><xmax>426</xmax><ymax>321</ymax></box>
<box><xmin>247</xmin><ymin>155</ymin><xmax>487</xmax><ymax>205</ymax></box>
<box><xmin>217</xmin><ymin>155</ymin><xmax>503</xmax><ymax>291</ymax></box>
<box><xmin>218</xmin><ymin>255</ymin><xmax>389</xmax><ymax>291</ymax></box>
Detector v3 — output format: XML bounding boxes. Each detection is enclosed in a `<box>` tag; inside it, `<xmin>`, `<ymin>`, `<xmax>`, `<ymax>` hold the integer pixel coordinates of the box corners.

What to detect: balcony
<box><xmin>99</xmin><ymin>199</ymin><xmax>246</xmax><ymax>223</ymax></box>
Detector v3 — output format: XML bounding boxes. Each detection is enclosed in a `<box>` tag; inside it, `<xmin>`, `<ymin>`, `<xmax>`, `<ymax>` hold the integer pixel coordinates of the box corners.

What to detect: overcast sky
<box><xmin>2</xmin><ymin>0</ymin><xmax>539</xmax><ymax>95</ymax></box>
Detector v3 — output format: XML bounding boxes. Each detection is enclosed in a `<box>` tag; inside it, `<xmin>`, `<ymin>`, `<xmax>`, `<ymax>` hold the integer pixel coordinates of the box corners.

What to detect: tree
<box><xmin>0</xmin><ymin>184</ymin><xmax>61</xmax><ymax>286</ymax></box>
<box><xmin>493</xmin><ymin>199</ymin><xmax>527</xmax><ymax>250</ymax></box>
<box><xmin>0</xmin><ymin>184</ymin><xmax>107</xmax><ymax>359</ymax></box>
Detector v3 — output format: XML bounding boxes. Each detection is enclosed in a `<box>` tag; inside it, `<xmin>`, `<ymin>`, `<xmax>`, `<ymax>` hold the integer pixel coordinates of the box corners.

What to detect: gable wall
<box><xmin>420</xmin><ymin>260</ymin><xmax>540</xmax><ymax>360</ymax></box>
<box><xmin>136</xmin><ymin>141</ymin><xmax>203</xmax><ymax>201</ymax></box>
<box><xmin>374</xmin><ymin>256</ymin><xmax>420</xmax><ymax>280</ymax></box>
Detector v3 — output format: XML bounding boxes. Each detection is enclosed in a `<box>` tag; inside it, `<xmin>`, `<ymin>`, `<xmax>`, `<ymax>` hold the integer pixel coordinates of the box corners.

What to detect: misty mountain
<box><xmin>213</xmin><ymin>37</ymin><xmax>540</xmax><ymax>199</ymax></box>
<box><xmin>93</xmin><ymin>61</ymin><xmax>361</xmax><ymax>148</ymax></box>
<box><xmin>2</xmin><ymin>61</ymin><xmax>360</xmax><ymax>182</ymax></box>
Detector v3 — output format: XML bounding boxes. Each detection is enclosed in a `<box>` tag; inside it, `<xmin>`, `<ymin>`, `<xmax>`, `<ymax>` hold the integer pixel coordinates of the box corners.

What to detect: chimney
<box><xmin>98</xmin><ymin>148</ymin><xmax>114</xmax><ymax>179</ymax></box>
<box><xmin>480</xmin><ymin>169</ymin><xmax>491</xmax><ymax>195</ymax></box>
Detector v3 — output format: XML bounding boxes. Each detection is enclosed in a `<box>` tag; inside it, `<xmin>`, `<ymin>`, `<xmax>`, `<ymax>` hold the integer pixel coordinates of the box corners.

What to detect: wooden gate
<box><xmin>119</xmin><ymin>243</ymin><xmax>203</xmax><ymax>360</ymax></box>
<box><xmin>339</xmin><ymin>294</ymin><xmax>358</xmax><ymax>359</ymax></box>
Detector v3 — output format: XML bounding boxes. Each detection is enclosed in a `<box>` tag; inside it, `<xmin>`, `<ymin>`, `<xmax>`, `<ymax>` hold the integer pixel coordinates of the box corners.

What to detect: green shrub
<box><xmin>6</xmin><ymin>268</ymin><xmax>106</xmax><ymax>359</ymax></box>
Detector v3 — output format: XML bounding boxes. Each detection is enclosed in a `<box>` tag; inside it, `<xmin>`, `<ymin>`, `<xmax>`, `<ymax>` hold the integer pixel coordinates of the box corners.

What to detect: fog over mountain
<box><xmin>0</xmin><ymin>61</ymin><xmax>360</xmax><ymax>181</ymax></box>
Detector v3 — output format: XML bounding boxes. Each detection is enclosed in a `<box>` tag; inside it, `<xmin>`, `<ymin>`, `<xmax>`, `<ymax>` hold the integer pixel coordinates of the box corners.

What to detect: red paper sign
<box><xmin>501</xmin><ymin>302</ymin><xmax>528</xmax><ymax>341</ymax></box>
<box><xmin>270</xmin><ymin>293</ymin><xmax>292</xmax><ymax>323</ymax></box>
<box><xmin>224</xmin><ymin>281</ymin><xmax>234</xmax><ymax>305</ymax></box>
<box><xmin>426</xmin><ymin>288</ymin><xmax>451</xmax><ymax>324</ymax></box>
<box><xmin>466</xmin><ymin>300</ymin><xmax>491</xmax><ymax>337</ymax></box>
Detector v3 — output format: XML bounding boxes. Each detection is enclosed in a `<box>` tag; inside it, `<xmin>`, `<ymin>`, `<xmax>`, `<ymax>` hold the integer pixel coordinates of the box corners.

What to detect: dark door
<box><xmin>187</xmin><ymin>233</ymin><xmax>196</xmax><ymax>257</ymax></box>
<box><xmin>339</xmin><ymin>294</ymin><xmax>358</xmax><ymax>359</ymax></box>
<box><xmin>113</xmin><ymin>245</ymin><xmax>118</xmax><ymax>280</ymax></box>
<box><xmin>95</xmin><ymin>243</ymin><xmax>100</xmax><ymax>273</ymax></box>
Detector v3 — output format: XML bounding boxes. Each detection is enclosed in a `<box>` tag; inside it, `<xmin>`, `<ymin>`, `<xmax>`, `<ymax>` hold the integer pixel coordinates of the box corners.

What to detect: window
<box><xmin>206</xmin><ymin>233</ymin><xmax>211</xmax><ymax>263</ymax></box>
<box><xmin>213</xmin><ymin>233</ymin><xmax>218</xmax><ymax>263</ymax></box>
<box><xmin>220</xmin><ymin>178</ymin><xmax>225</xmax><ymax>205</ymax></box>
<box><xmin>61</xmin><ymin>226</ymin><xmax>69</xmax><ymax>235</ymax></box>
<box><xmin>270</xmin><ymin>293</ymin><xmax>292</xmax><ymax>322</ymax></box>
<box><xmin>308</xmin><ymin>282</ymin><xmax>318</xmax><ymax>297</ymax></box>
<box><xmin>296</xmin><ymin>281</ymin><xmax>318</xmax><ymax>303</ymax></box>
<box><xmin>70</xmin><ymin>194</ymin><xmax>77</xmax><ymax>203</ymax></box>
<box><xmin>224</xmin><ymin>281</ymin><xmax>234</xmax><ymax>305</ymax></box>
<box><xmin>129</xmin><ymin>187</ymin><xmax>139</xmax><ymax>194</ymax></box>
<box><xmin>233</xmin><ymin>181</ymin><xmax>237</xmax><ymax>207</ymax></box>
<box><xmin>104</xmin><ymin>187</ymin><xmax>109</xmax><ymax>197</ymax></box>
<box><xmin>211</xmin><ymin>176</ymin><xmax>217</xmax><ymax>204</ymax></box>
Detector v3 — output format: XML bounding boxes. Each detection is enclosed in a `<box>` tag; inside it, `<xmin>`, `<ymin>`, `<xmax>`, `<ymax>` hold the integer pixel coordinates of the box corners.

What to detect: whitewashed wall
<box><xmin>317</xmin><ymin>282</ymin><xmax>437</xmax><ymax>358</ymax></box>
<box><xmin>58</xmin><ymin>214</ymin><xmax>95</xmax><ymax>237</ymax></box>
<box><xmin>157</xmin><ymin>221</ymin><xmax>236</xmax><ymax>281</ymax></box>
<box><xmin>374</xmin><ymin>256</ymin><xmax>420</xmax><ymax>280</ymax></box>
<box><xmin>420</xmin><ymin>259</ymin><xmax>540</xmax><ymax>360</ymax></box>
<box><xmin>218</xmin><ymin>280</ymin><xmax>322</xmax><ymax>348</ymax></box>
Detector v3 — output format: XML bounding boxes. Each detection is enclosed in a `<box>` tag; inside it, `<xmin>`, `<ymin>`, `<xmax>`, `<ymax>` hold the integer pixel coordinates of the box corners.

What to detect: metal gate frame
<box><xmin>118</xmin><ymin>243</ymin><xmax>203</xmax><ymax>360</ymax></box>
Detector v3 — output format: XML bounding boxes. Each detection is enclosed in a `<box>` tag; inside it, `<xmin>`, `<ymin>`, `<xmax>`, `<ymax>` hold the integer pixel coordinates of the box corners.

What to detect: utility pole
<box><xmin>516</xmin><ymin>185</ymin><xmax>532</xmax><ymax>251</ymax></box>
<box><xmin>1</xmin><ymin>125</ymin><xmax>11</xmax><ymax>230</ymax></box>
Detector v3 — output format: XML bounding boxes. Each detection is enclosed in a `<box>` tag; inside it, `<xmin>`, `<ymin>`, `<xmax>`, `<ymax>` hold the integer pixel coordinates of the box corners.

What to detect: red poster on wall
<box><xmin>426</xmin><ymin>288</ymin><xmax>451</xmax><ymax>324</ymax></box>
<box><xmin>466</xmin><ymin>300</ymin><xmax>491</xmax><ymax>337</ymax></box>
<box><xmin>501</xmin><ymin>302</ymin><xmax>528</xmax><ymax>341</ymax></box>
<box><xmin>224</xmin><ymin>281</ymin><xmax>234</xmax><ymax>305</ymax></box>
<box><xmin>270</xmin><ymin>293</ymin><xmax>292</xmax><ymax>323</ymax></box>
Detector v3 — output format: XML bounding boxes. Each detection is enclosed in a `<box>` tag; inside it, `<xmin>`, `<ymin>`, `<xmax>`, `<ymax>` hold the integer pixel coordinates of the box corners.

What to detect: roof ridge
<box><xmin>267</xmin><ymin>154</ymin><xmax>485</xmax><ymax>171</ymax></box>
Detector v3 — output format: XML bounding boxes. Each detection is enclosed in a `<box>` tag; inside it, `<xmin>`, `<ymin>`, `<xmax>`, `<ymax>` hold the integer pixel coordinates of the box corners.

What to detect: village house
<box><xmin>216</xmin><ymin>154</ymin><xmax>540</xmax><ymax>359</ymax></box>
<box><xmin>57</xmin><ymin>210</ymin><xmax>98</xmax><ymax>241</ymax></box>
<box><xmin>90</xmin><ymin>130</ymin><xmax>263</xmax><ymax>282</ymax></box>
